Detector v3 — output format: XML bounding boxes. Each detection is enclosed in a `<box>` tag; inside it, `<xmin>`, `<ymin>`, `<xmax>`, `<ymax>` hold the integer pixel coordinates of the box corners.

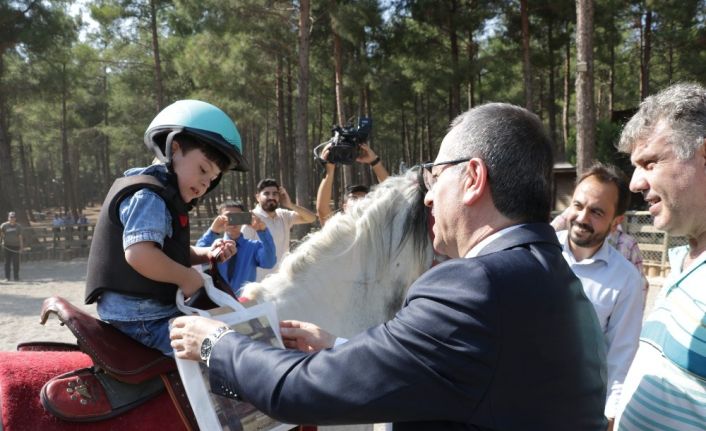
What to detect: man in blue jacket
<box><xmin>196</xmin><ymin>200</ymin><xmax>275</xmax><ymax>296</ymax></box>
<box><xmin>171</xmin><ymin>103</ymin><xmax>608</xmax><ymax>430</ymax></box>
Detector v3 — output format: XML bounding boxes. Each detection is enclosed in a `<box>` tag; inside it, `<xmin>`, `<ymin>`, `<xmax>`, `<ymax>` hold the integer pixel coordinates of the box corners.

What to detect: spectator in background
<box><xmin>51</xmin><ymin>213</ymin><xmax>64</xmax><ymax>248</ymax></box>
<box><xmin>552</xmin><ymin>206</ymin><xmax>649</xmax><ymax>298</ymax></box>
<box><xmin>555</xmin><ymin>163</ymin><xmax>644</xmax><ymax>427</ymax></box>
<box><xmin>196</xmin><ymin>200</ymin><xmax>275</xmax><ymax>296</ymax></box>
<box><xmin>77</xmin><ymin>212</ymin><xmax>89</xmax><ymax>248</ymax></box>
<box><xmin>316</xmin><ymin>143</ymin><xmax>389</xmax><ymax>226</ymax></box>
<box><xmin>242</xmin><ymin>179</ymin><xmax>316</xmax><ymax>281</ymax></box>
<box><xmin>1</xmin><ymin>212</ymin><xmax>23</xmax><ymax>281</ymax></box>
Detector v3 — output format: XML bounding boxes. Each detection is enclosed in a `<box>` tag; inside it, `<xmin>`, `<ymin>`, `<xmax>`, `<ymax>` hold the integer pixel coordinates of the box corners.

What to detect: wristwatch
<box><xmin>200</xmin><ymin>326</ymin><xmax>232</xmax><ymax>365</ymax></box>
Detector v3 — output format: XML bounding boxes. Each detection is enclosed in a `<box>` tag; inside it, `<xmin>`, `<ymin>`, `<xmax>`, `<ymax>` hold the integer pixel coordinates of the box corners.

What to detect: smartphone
<box><xmin>227</xmin><ymin>211</ymin><xmax>252</xmax><ymax>226</ymax></box>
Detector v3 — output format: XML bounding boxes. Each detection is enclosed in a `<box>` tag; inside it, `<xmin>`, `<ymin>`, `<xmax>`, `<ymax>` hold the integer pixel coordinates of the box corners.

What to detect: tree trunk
<box><xmin>640</xmin><ymin>9</ymin><xmax>652</xmax><ymax>100</ymax></box>
<box><xmin>103</xmin><ymin>66</ymin><xmax>111</xmax><ymax>187</ymax></box>
<box><xmin>295</xmin><ymin>0</ymin><xmax>311</xmax><ymax>199</ymax></box>
<box><xmin>609</xmin><ymin>40</ymin><xmax>615</xmax><ymax>115</ymax></box>
<box><xmin>575</xmin><ymin>0</ymin><xmax>595</xmax><ymax>174</ymax></box>
<box><xmin>332</xmin><ymin>21</ymin><xmax>352</xmax><ymax>187</ymax></box>
<box><xmin>547</xmin><ymin>17</ymin><xmax>558</xmax><ymax>148</ymax></box>
<box><xmin>60</xmin><ymin>62</ymin><xmax>77</xmax><ymax>217</ymax></box>
<box><xmin>295</xmin><ymin>0</ymin><xmax>311</xmax><ymax>213</ymax></box>
<box><xmin>286</xmin><ymin>58</ymin><xmax>295</xmax><ymax>192</ymax></box>
<box><xmin>521</xmin><ymin>0</ymin><xmax>532</xmax><ymax>110</ymax></box>
<box><xmin>413</xmin><ymin>93</ymin><xmax>420</xmax><ymax>163</ymax></box>
<box><xmin>448</xmin><ymin>0</ymin><xmax>460</xmax><ymax>118</ymax></box>
<box><xmin>275</xmin><ymin>55</ymin><xmax>287</xmax><ymax>186</ymax></box>
<box><xmin>149</xmin><ymin>0</ymin><xmax>164</xmax><ymax>112</ymax></box>
<box><xmin>561</xmin><ymin>21</ymin><xmax>570</xmax><ymax>161</ymax></box>
<box><xmin>467</xmin><ymin>30</ymin><xmax>475</xmax><ymax>109</ymax></box>
<box><xmin>18</xmin><ymin>135</ymin><xmax>32</xmax><ymax>217</ymax></box>
<box><xmin>0</xmin><ymin>51</ymin><xmax>19</xmax><ymax>218</ymax></box>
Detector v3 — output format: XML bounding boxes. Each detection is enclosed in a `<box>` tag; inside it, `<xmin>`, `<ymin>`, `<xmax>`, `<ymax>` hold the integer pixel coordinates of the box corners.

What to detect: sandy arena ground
<box><xmin>0</xmin><ymin>258</ymin><xmax>665</xmax><ymax>352</ymax></box>
<box><xmin>0</xmin><ymin>258</ymin><xmax>94</xmax><ymax>351</ymax></box>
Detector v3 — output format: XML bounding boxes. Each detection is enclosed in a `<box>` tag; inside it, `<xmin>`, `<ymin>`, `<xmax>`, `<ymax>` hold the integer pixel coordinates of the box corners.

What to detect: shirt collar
<box><xmin>557</xmin><ymin>230</ymin><xmax>612</xmax><ymax>264</ymax></box>
<box><xmin>465</xmin><ymin>224</ymin><xmax>524</xmax><ymax>258</ymax></box>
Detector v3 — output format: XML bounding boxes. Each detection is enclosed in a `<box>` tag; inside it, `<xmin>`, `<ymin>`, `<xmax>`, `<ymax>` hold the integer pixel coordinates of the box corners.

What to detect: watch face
<box><xmin>200</xmin><ymin>337</ymin><xmax>213</xmax><ymax>362</ymax></box>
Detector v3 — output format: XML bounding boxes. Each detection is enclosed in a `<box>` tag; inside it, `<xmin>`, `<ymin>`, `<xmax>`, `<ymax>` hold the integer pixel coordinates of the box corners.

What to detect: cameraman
<box><xmin>316</xmin><ymin>143</ymin><xmax>389</xmax><ymax>226</ymax></box>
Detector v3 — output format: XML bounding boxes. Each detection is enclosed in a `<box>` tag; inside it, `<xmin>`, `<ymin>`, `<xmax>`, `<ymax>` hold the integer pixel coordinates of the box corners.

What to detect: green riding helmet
<box><xmin>144</xmin><ymin>99</ymin><xmax>249</xmax><ymax>172</ymax></box>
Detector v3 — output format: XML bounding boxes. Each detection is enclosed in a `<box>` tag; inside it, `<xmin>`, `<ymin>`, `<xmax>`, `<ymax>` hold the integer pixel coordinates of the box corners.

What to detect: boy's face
<box><xmin>171</xmin><ymin>142</ymin><xmax>222</xmax><ymax>202</ymax></box>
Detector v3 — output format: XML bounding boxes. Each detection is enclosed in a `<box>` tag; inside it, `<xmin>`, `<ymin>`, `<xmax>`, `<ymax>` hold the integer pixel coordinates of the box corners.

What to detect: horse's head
<box><xmin>241</xmin><ymin>168</ymin><xmax>434</xmax><ymax>337</ymax></box>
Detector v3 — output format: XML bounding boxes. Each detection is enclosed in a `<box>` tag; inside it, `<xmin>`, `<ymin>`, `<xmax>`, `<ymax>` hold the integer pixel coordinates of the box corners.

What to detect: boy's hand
<box><xmin>251</xmin><ymin>215</ymin><xmax>266</xmax><ymax>232</ymax></box>
<box><xmin>209</xmin><ymin>214</ymin><xmax>228</xmax><ymax>234</ymax></box>
<box><xmin>179</xmin><ymin>267</ymin><xmax>205</xmax><ymax>297</ymax></box>
<box><xmin>209</xmin><ymin>238</ymin><xmax>236</xmax><ymax>263</ymax></box>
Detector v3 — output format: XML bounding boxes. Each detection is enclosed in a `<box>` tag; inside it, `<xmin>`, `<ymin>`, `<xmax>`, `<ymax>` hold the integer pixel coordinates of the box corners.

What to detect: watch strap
<box><xmin>201</xmin><ymin>326</ymin><xmax>233</xmax><ymax>365</ymax></box>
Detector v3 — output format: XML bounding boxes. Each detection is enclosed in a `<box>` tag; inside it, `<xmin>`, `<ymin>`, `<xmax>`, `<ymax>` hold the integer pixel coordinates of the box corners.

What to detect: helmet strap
<box><xmin>163</xmin><ymin>130</ymin><xmax>180</xmax><ymax>163</ymax></box>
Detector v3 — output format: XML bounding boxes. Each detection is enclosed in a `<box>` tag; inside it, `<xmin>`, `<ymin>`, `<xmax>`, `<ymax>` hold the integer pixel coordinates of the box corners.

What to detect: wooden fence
<box><xmin>6</xmin><ymin>219</ymin><xmax>218</xmax><ymax>263</ymax></box>
<box><xmin>5</xmin><ymin>212</ymin><xmax>682</xmax><ymax>280</ymax></box>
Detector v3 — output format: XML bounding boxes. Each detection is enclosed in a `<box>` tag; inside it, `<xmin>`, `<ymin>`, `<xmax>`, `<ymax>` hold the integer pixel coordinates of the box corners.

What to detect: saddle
<box><xmin>18</xmin><ymin>296</ymin><xmax>199</xmax><ymax>430</ymax></box>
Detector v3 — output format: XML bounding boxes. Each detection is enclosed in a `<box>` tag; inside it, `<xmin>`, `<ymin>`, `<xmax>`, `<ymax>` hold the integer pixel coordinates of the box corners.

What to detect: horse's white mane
<box><xmin>242</xmin><ymin>168</ymin><xmax>433</xmax><ymax>338</ymax></box>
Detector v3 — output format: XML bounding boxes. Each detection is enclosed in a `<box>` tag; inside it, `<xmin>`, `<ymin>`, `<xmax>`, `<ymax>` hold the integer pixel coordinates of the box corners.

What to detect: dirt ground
<box><xmin>0</xmin><ymin>258</ymin><xmax>94</xmax><ymax>351</ymax></box>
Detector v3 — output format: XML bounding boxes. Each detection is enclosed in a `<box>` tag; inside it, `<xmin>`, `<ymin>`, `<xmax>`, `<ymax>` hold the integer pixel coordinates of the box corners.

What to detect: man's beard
<box><xmin>569</xmin><ymin>221</ymin><xmax>610</xmax><ymax>249</ymax></box>
<box><xmin>262</xmin><ymin>200</ymin><xmax>278</xmax><ymax>212</ymax></box>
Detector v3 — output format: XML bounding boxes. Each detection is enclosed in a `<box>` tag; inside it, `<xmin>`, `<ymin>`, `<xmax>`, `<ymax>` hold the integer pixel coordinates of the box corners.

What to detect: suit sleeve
<box><xmin>207</xmin><ymin>260</ymin><xmax>499</xmax><ymax>425</ymax></box>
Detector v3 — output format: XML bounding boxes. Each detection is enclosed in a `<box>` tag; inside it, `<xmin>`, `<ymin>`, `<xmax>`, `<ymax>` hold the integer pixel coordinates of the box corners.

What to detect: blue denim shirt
<box><xmin>195</xmin><ymin>228</ymin><xmax>276</xmax><ymax>296</ymax></box>
<box><xmin>97</xmin><ymin>164</ymin><xmax>182</xmax><ymax>322</ymax></box>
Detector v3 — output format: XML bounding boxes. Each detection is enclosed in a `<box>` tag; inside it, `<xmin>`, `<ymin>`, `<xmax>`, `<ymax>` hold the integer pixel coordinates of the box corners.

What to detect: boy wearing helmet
<box><xmin>42</xmin><ymin>101</ymin><xmax>245</xmax><ymax>421</ymax></box>
<box><xmin>84</xmin><ymin>100</ymin><xmax>247</xmax><ymax>356</ymax></box>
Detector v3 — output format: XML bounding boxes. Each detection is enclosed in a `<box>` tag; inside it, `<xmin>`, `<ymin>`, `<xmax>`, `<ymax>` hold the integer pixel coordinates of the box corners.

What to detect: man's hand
<box><xmin>280</xmin><ymin>320</ymin><xmax>336</xmax><ymax>353</ymax></box>
<box><xmin>321</xmin><ymin>143</ymin><xmax>336</xmax><ymax>173</ymax></box>
<box><xmin>279</xmin><ymin>186</ymin><xmax>292</xmax><ymax>208</ymax></box>
<box><xmin>251</xmin><ymin>215</ymin><xmax>266</xmax><ymax>232</ymax></box>
<box><xmin>356</xmin><ymin>143</ymin><xmax>378</xmax><ymax>164</ymax></box>
<box><xmin>170</xmin><ymin>316</ymin><xmax>227</xmax><ymax>361</ymax></box>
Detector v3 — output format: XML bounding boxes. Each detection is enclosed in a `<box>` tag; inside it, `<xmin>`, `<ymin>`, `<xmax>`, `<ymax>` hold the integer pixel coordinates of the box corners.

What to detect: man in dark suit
<box><xmin>170</xmin><ymin>103</ymin><xmax>608</xmax><ymax>430</ymax></box>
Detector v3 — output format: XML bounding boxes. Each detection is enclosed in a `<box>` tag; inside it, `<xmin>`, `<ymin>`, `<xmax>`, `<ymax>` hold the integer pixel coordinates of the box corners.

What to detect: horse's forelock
<box><xmin>352</xmin><ymin>168</ymin><xmax>430</xmax><ymax>280</ymax></box>
<box><xmin>279</xmin><ymin>169</ymin><xmax>429</xmax><ymax>283</ymax></box>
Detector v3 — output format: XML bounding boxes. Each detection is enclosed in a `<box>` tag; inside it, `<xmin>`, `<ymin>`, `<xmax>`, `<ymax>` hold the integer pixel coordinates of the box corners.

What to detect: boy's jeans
<box><xmin>108</xmin><ymin>315</ymin><xmax>179</xmax><ymax>356</ymax></box>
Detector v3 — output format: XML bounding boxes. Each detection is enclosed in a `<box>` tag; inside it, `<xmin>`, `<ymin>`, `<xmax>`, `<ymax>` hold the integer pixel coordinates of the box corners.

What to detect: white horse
<box><xmin>242</xmin><ymin>167</ymin><xmax>434</xmax><ymax>339</ymax></box>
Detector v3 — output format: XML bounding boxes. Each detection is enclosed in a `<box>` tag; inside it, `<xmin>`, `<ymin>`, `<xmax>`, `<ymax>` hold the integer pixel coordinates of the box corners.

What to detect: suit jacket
<box><xmin>208</xmin><ymin>223</ymin><xmax>607</xmax><ymax>430</ymax></box>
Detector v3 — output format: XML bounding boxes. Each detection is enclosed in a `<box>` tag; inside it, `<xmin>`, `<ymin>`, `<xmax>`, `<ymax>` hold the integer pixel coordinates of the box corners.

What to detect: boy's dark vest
<box><xmin>85</xmin><ymin>175</ymin><xmax>191</xmax><ymax>305</ymax></box>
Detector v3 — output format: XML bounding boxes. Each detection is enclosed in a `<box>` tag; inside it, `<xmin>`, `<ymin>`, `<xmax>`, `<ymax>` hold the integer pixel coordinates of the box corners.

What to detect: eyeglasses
<box><xmin>421</xmin><ymin>158</ymin><xmax>471</xmax><ymax>191</ymax></box>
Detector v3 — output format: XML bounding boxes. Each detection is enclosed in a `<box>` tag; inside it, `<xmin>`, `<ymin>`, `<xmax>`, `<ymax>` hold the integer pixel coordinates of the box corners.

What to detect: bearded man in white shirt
<box><xmin>242</xmin><ymin>178</ymin><xmax>316</xmax><ymax>280</ymax></box>
<box><xmin>557</xmin><ymin>162</ymin><xmax>644</xmax><ymax>430</ymax></box>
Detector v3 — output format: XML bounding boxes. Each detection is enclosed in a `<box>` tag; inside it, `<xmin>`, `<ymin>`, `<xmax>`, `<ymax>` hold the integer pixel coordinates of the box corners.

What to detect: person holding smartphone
<box><xmin>195</xmin><ymin>200</ymin><xmax>276</xmax><ymax>296</ymax></box>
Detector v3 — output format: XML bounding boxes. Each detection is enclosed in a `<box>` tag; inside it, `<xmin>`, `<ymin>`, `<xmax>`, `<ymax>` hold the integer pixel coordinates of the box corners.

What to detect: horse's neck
<box><xmin>258</xmin><ymin>243</ymin><xmax>429</xmax><ymax>338</ymax></box>
<box><xmin>261</xmin><ymin>265</ymin><xmax>382</xmax><ymax>337</ymax></box>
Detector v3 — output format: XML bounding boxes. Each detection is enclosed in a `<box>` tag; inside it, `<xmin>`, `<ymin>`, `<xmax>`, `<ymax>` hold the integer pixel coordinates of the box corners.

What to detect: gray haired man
<box><xmin>615</xmin><ymin>83</ymin><xmax>706</xmax><ymax>430</ymax></box>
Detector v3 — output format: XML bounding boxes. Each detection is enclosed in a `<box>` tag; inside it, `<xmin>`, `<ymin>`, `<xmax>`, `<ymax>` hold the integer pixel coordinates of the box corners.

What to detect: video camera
<box><xmin>323</xmin><ymin>117</ymin><xmax>373</xmax><ymax>165</ymax></box>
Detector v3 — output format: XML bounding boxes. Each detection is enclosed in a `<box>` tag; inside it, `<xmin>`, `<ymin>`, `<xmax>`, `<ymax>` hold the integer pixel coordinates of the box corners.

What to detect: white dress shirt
<box><xmin>557</xmin><ymin>230</ymin><xmax>644</xmax><ymax>419</ymax></box>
